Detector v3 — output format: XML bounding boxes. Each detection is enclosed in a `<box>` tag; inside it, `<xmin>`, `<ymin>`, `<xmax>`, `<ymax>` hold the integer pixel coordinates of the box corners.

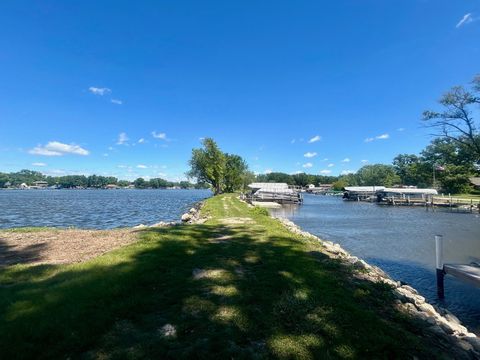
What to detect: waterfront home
<box><xmin>32</xmin><ymin>181</ymin><xmax>48</xmax><ymax>188</ymax></box>
<box><xmin>343</xmin><ymin>186</ymin><xmax>385</xmax><ymax>201</ymax></box>
<box><xmin>469</xmin><ymin>177</ymin><xmax>480</xmax><ymax>190</ymax></box>
<box><xmin>247</xmin><ymin>183</ymin><xmax>302</xmax><ymax>204</ymax></box>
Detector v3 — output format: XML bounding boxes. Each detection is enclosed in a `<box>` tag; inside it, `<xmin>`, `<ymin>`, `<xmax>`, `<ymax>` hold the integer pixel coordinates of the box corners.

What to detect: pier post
<box><xmin>435</xmin><ymin>235</ymin><xmax>445</xmax><ymax>299</ymax></box>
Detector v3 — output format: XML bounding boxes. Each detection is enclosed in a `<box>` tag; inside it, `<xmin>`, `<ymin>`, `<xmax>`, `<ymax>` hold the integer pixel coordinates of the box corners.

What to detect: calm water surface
<box><xmin>271</xmin><ymin>194</ymin><xmax>480</xmax><ymax>333</ymax></box>
<box><xmin>0</xmin><ymin>189</ymin><xmax>211</xmax><ymax>229</ymax></box>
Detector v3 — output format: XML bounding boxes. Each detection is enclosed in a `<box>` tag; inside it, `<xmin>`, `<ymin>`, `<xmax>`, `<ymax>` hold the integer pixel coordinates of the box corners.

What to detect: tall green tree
<box><xmin>356</xmin><ymin>164</ymin><xmax>400</xmax><ymax>187</ymax></box>
<box><xmin>224</xmin><ymin>154</ymin><xmax>248</xmax><ymax>193</ymax></box>
<box><xmin>187</xmin><ymin>138</ymin><xmax>226</xmax><ymax>195</ymax></box>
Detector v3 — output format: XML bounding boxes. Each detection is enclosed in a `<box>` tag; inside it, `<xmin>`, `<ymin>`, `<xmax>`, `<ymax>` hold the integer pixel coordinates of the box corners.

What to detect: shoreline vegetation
<box><xmin>1</xmin><ymin>194</ymin><xmax>479</xmax><ymax>359</ymax></box>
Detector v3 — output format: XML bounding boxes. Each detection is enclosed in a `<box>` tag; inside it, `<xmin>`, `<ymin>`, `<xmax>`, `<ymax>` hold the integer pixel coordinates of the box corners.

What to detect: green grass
<box><xmin>0</xmin><ymin>195</ymin><xmax>452</xmax><ymax>359</ymax></box>
<box><xmin>451</xmin><ymin>193</ymin><xmax>480</xmax><ymax>200</ymax></box>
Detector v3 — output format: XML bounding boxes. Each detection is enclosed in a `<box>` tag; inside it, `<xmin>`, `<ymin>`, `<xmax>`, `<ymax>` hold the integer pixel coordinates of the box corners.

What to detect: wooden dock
<box><xmin>435</xmin><ymin>235</ymin><xmax>480</xmax><ymax>298</ymax></box>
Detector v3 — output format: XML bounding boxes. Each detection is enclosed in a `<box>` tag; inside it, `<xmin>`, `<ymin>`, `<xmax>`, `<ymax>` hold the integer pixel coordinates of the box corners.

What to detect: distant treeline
<box><xmin>0</xmin><ymin>170</ymin><xmax>208</xmax><ymax>189</ymax></box>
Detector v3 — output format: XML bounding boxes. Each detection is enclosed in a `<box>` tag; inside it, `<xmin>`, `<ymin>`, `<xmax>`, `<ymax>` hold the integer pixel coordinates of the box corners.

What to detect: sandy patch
<box><xmin>0</xmin><ymin>228</ymin><xmax>138</xmax><ymax>267</ymax></box>
<box><xmin>219</xmin><ymin>217</ymin><xmax>253</xmax><ymax>225</ymax></box>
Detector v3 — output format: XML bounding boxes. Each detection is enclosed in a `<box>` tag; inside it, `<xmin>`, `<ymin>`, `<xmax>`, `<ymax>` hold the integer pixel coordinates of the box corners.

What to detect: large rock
<box><xmin>181</xmin><ymin>213</ymin><xmax>192</xmax><ymax>222</ymax></box>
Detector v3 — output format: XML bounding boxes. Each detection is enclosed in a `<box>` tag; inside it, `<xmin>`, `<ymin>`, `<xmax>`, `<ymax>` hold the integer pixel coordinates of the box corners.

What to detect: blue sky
<box><xmin>1</xmin><ymin>1</ymin><xmax>479</xmax><ymax>181</ymax></box>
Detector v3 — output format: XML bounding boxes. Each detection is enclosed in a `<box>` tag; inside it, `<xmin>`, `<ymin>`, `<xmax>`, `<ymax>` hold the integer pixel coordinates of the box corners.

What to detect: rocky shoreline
<box><xmin>274</xmin><ymin>216</ymin><xmax>480</xmax><ymax>358</ymax></box>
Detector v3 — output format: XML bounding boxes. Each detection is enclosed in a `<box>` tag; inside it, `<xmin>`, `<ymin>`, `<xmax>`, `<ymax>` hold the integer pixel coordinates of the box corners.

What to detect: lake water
<box><xmin>271</xmin><ymin>194</ymin><xmax>480</xmax><ymax>333</ymax></box>
<box><xmin>0</xmin><ymin>189</ymin><xmax>211</xmax><ymax>229</ymax></box>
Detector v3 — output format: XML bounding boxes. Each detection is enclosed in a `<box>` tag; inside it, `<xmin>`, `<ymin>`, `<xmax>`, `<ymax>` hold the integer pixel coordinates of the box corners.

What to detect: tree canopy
<box><xmin>423</xmin><ymin>74</ymin><xmax>480</xmax><ymax>160</ymax></box>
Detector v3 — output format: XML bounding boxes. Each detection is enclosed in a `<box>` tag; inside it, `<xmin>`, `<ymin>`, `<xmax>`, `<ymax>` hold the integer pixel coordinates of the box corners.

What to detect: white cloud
<box><xmin>319</xmin><ymin>169</ymin><xmax>332</xmax><ymax>175</ymax></box>
<box><xmin>102</xmin><ymin>153</ymin><xmax>109</xmax><ymax>157</ymax></box>
<box><xmin>152</xmin><ymin>131</ymin><xmax>169</xmax><ymax>140</ymax></box>
<box><xmin>32</xmin><ymin>162</ymin><xmax>47</xmax><ymax>166</ymax></box>
<box><xmin>397</xmin><ymin>128</ymin><xmax>405</xmax><ymax>132</ymax></box>
<box><xmin>88</xmin><ymin>87</ymin><xmax>111</xmax><ymax>96</ymax></box>
<box><xmin>117</xmin><ymin>132</ymin><xmax>129</xmax><ymax>145</ymax></box>
<box><xmin>29</xmin><ymin>141</ymin><xmax>90</xmax><ymax>156</ymax></box>
<box><xmin>456</xmin><ymin>13</ymin><xmax>474</xmax><ymax>28</ymax></box>
<box><xmin>341</xmin><ymin>158</ymin><xmax>350</xmax><ymax>163</ymax></box>
<box><xmin>138</xmin><ymin>138</ymin><xmax>145</xmax><ymax>144</ymax></box>
<box><xmin>290</xmin><ymin>139</ymin><xmax>296</xmax><ymax>144</ymax></box>
<box><xmin>111</xmin><ymin>99</ymin><xmax>123</xmax><ymax>105</ymax></box>
<box><xmin>264</xmin><ymin>169</ymin><xmax>273</xmax><ymax>174</ymax></box>
<box><xmin>322</xmin><ymin>158</ymin><xmax>329</xmax><ymax>161</ymax></box>
<box><xmin>304</xmin><ymin>152</ymin><xmax>317</xmax><ymax>158</ymax></box>
<box><xmin>341</xmin><ymin>170</ymin><xmax>355</xmax><ymax>175</ymax></box>
<box><xmin>302</xmin><ymin>162</ymin><xmax>313</xmax><ymax>168</ymax></box>
<box><xmin>327</xmin><ymin>163</ymin><xmax>335</xmax><ymax>167</ymax></box>
<box><xmin>308</xmin><ymin>135</ymin><xmax>321</xmax><ymax>143</ymax></box>
<box><xmin>117</xmin><ymin>165</ymin><xmax>128</xmax><ymax>169</ymax></box>
<box><xmin>137</xmin><ymin>164</ymin><xmax>148</xmax><ymax>169</ymax></box>
<box><xmin>365</xmin><ymin>133</ymin><xmax>390</xmax><ymax>142</ymax></box>
<box><xmin>361</xmin><ymin>159</ymin><xmax>369</xmax><ymax>164</ymax></box>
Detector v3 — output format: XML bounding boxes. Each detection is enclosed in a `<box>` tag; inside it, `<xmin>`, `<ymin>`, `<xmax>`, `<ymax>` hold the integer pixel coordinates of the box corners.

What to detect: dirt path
<box><xmin>0</xmin><ymin>228</ymin><xmax>138</xmax><ymax>267</ymax></box>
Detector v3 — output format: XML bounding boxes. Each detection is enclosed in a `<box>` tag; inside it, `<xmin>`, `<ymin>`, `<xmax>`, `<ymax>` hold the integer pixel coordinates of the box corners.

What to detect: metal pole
<box><xmin>435</xmin><ymin>235</ymin><xmax>445</xmax><ymax>298</ymax></box>
<box><xmin>433</xmin><ymin>164</ymin><xmax>436</xmax><ymax>189</ymax></box>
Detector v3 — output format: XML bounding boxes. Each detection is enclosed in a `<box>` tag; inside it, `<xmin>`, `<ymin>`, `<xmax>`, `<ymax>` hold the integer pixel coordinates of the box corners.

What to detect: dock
<box><xmin>435</xmin><ymin>235</ymin><xmax>480</xmax><ymax>298</ymax></box>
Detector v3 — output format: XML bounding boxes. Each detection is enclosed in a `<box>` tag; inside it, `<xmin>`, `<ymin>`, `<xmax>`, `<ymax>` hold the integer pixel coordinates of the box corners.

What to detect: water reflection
<box><xmin>271</xmin><ymin>194</ymin><xmax>480</xmax><ymax>333</ymax></box>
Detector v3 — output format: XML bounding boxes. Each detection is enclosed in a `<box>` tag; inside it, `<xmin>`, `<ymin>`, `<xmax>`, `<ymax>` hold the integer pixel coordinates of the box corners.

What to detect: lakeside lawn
<box><xmin>0</xmin><ymin>195</ymin><xmax>459</xmax><ymax>359</ymax></box>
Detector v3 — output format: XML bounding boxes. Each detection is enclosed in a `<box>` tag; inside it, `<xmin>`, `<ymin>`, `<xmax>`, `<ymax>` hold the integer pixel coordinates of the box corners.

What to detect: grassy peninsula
<box><xmin>0</xmin><ymin>194</ymin><xmax>464</xmax><ymax>359</ymax></box>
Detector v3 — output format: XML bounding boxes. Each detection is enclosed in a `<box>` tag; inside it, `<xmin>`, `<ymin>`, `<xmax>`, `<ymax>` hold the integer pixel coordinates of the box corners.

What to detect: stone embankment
<box><xmin>276</xmin><ymin>216</ymin><xmax>480</xmax><ymax>359</ymax></box>
<box><xmin>180</xmin><ymin>201</ymin><xmax>207</xmax><ymax>224</ymax></box>
<box><xmin>132</xmin><ymin>201</ymin><xmax>207</xmax><ymax>229</ymax></box>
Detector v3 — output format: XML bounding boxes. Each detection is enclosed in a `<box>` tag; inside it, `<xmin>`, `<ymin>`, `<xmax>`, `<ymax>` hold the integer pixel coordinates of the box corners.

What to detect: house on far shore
<box><xmin>19</xmin><ymin>183</ymin><xmax>29</xmax><ymax>189</ymax></box>
<box><xmin>307</xmin><ymin>184</ymin><xmax>315</xmax><ymax>190</ymax></box>
<box><xmin>32</xmin><ymin>181</ymin><xmax>48</xmax><ymax>188</ymax></box>
<box><xmin>105</xmin><ymin>184</ymin><xmax>119</xmax><ymax>189</ymax></box>
<box><xmin>469</xmin><ymin>177</ymin><xmax>480</xmax><ymax>190</ymax></box>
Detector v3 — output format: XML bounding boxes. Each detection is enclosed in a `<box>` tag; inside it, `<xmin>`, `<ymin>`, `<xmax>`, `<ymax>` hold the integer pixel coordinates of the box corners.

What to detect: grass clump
<box><xmin>0</xmin><ymin>194</ymin><xmax>457</xmax><ymax>359</ymax></box>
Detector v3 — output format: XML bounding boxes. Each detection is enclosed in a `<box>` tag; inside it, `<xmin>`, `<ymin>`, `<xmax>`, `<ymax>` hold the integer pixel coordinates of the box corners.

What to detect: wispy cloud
<box><xmin>32</xmin><ymin>162</ymin><xmax>47</xmax><ymax>166</ymax></box>
<box><xmin>397</xmin><ymin>128</ymin><xmax>405</xmax><ymax>132</ymax></box>
<box><xmin>111</xmin><ymin>99</ymin><xmax>123</xmax><ymax>105</ymax></box>
<box><xmin>319</xmin><ymin>169</ymin><xmax>332</xmax><ymax>175</ymax></box>
<box><xmin>264</xmin><ymin>169</ymin><xmax>273</xmax><ymax>174</ymax></box>
<box><xmin>304</xmin><ymin>152</ymin><xmax>317</xmax><ymax>158</ymax></box>
<box><xmin>365</xmin><ymin>133</ymin><xmax>390</xmax><ymax>142</ymax></box>
<box><xmin>152</xmin><ymin>131</ymin><xmax>168</xmax><ymax>140</ymax></box>
<box><xmin>341</xmin><ymin>158</ymin><xmax>350</xmax><ymax>163</ymax></box>
<box><xmin>137</xmin><ymin>164</ymin><xmax>148</xmax><ymax>169</ymax></box>
<box><xmin>361</xmin><ymin>159</ymin><xmax>369</xmax><ymax>164</ymax></box>
<box><xmin>308</xmin><ymin>135</ymin><xmax>321</xmax><ymax>143</ymax></box>
<box><xmin>327</xmin><ymin>163</ymin><xmax>335</xmax><ymax>167</ymax></box>
<box><xmin>302</xmin><ymin>162</ymin><xmax>313</xmax><ymax>168</ymax></box>
<box><xmin>117</xmin><ymin>132</ymin><xmax>129</xmax><ymax>145</ymax></box>
<box><xmin>138</xmin><ymin>138</ymin><xmax>145</xmax><ymax>144</ymax></box>
<box><xmin>341</xmin><ymin>170</ymin><xmax>355</xmax><ymax>175</ymax></box>
<box><xmin>29</xmin><ymin>141</ymin><xmax>89</xmax><ymax>156</ymax></box>
<box><xmin>456</xmin><ymin>13</ymin><xmax>474</xmax><ymax>28</ymax></box>
<box><xmin>88</xmin><ymin>87</ymin><xmax>111</xmax><ymax>96</ymax></box>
